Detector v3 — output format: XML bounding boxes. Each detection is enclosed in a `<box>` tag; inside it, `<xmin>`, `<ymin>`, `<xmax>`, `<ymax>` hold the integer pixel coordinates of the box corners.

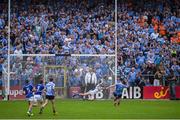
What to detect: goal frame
<box><xmin>3</xmin><ymin>0</ymin><xmax>118</xmax><ymax>100</ymax></box>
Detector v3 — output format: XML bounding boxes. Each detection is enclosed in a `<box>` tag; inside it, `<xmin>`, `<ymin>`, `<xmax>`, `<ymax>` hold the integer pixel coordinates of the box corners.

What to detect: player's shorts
<box><xmin>34</xmin><ymin>94</ymin><xmax>43</xmax><ymax>102</ymax></box>
<box><xmin>87</xmin><ymin>89</ymin><xmax>98</xmax><ymax>95</ymax></box>
<box><xmin>46</xmin><ymin>95</ymin><xmax>55</xmax><ymax>100</ymax></box>
<box><xmin>113</xmin><ymin>92</ymin><xmax>122</xmax><ymax>99</ymax></box>
<box><xmin>26</xmin><ymin>96</ymin><xmax>36</xmax><ymax>102</ymax></box>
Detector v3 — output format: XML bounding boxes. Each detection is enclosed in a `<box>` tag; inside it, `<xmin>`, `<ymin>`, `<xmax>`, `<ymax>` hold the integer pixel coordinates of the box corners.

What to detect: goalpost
<box><xmin>4</xmin><ymin>0</ymin><xmax>118</xmax><ymax>100</ymax></box>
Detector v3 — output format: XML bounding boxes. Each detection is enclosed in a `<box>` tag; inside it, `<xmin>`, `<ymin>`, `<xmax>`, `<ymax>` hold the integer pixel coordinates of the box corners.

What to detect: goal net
<box><xmin>44</xmin><ymin>65</ymin><xmax>67</xmax><ymax>98</ymax></box>
<box><xmin>6</xmin><ymin>54</ymin><xmax>115</xmax><ymax>100</ymax></box>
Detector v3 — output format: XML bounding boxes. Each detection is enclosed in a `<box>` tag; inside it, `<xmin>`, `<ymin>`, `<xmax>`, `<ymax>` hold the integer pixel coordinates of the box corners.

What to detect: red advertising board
<box><xmin>0</xmin><ymin>92</ymin><xmax>2</xmax><ymax>100</ymax></box>
<box><xmin>9</xmin><ymin>86</ymin><xmax>25</xmax><ymax>100</ymax></box>
<box><xmin>69</xmin><ymin>87</ymin><xmax>81</xmax><ymax>97</ymax></box>
<box><xmin>0</xmin><ymin>86</ymin><xmax>25</xmax><ymax>100</ymax></box>
<box><xmin>175</xmin><ymin>86</ymin><xmax>180</xmax><ymax>98</ymax></box>
<box><xmin>0</xmin><ymin>86</ymin><xmax>4</xmax><ymax>100</ymax></box>
<box><xmin>1</xmin><ymin>85</ymin><xmax>179</xmax><ymax>100</ymax></box>
<box><xmin>143</xmin><ymin>86</ymin><xmax>169</xmax><ymax>99</ymax></box>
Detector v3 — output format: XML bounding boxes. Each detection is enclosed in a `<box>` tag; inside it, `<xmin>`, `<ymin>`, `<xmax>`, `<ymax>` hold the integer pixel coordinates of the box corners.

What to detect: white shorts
<box><xmin>87</xmin><ymin>89</ymin><xmax>98</xmax><ymax>95</ymax></box>
<box><xmin>26</xmin><ymin>96</ymin><xmax>36</xmax><ymax>102</ymax></box>
<box><xmin>87</xmin><ymin>90</ymin><xmax>98</xmax><ymax>100</ymax></box>
<box><xmin>34</xmin><ymin>95</ymin><xmax>43</xmax><ymax>102</ymax></box>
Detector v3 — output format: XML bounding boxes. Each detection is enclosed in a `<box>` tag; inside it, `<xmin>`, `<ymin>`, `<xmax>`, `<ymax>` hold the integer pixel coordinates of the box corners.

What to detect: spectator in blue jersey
<box><xmin>136</xmin><ymin>52</ymin><xmax>145</xmax><ymax>67</ymax></box>
<box><xmin>106</xmin><ymin>80</ymin><xmax>128</xmax><ymax>107</ymax></box>
<box><xmin>22</xmin><ymin>80</ymin><xmax>34</xmax><ymax>117</ymax></box>
<box><xmin>128</xmin><ymin>67</ymin><xmax>137</xmax><ymax>87</ymax></box>
<box><xmin>39</xmin><ymin>78</ymin><xmax>57</xmax><ymax>115</ymax></box>
<box><xmin>34</xmin><ymin>80</ymin><xmax>45</xmax><ymax>105</ymax></box>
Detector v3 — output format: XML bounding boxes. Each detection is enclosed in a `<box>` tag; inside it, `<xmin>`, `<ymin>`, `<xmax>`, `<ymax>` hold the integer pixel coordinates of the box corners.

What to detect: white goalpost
<box><xmin>4</xmin><ymin>0</ymin><xmax>118</xmax><ymax>100</ymax></box>
<box><xmin>5</xmin><ymin>0</ymin><xmax>11</xmax><ymax>101</ymax></box>
<box><xmin>115</xmin><ymin>0</ymin><xmax>118</xmax><ymax>84</ymax></box>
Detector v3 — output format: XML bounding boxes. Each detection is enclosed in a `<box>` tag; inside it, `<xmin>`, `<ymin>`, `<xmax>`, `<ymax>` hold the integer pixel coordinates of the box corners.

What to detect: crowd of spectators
<box><xmin>117</xmin><ymin>0</ymin><xmax>180</xmax><ymax>87</ymax></box>
<box><xmin>0</xmin><ymin>0</ymin><xmax>8</xmax><ymax>88</ymax></box>
<box><xmin>10</xmin><ymin>0</ymin><xmax>115</xmax><ymax>54</ymax></box>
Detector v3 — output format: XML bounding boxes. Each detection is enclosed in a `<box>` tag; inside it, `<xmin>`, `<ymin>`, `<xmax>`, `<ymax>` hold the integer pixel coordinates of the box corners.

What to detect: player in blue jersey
<box><xmin>34</xmin><ymin>80</ymin><xmax>45</xmax><ymax>105</ymax></box>
<box><xmin>39</xmin><ymin>78</ymin><xmax>57</xmax><ymax>115</ymax></box>
<box><xmin>106</xmin><ymin>80</ymin><xmax>128</xmax><ymax>107</ymax></box>
<box><xmin>23</xmin><ymin>80</ymin><xmax>35</xmax><ymax>116</ymax></box>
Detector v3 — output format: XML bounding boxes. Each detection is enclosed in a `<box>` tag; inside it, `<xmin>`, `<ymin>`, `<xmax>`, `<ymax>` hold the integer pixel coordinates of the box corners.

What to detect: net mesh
<box><xmin>8</xmin><ymin>55</ymin><xmax>115</xmax><ymax>99</ymax></box>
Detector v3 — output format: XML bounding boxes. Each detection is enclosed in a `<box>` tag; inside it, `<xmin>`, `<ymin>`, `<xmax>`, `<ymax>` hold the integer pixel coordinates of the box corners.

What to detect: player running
<box><xmin>23</xmin><ymin>80</ymin><xmax>35</xmax><ymax>116</ymax></box>
<box><xmin>106</xmin><ymin>81</ymin><xmax>128</xmax><ymax>107</ymax></box>
<box><xmin>73</xmin><ymin>80</ymin><xmax>104</xmax><ymax>100</ymax></box>
<box><xmin>34</xmin><ymin>80</ymin><xmax>45</xmax><ymax>106</ymax></box>
<box><xmin>39</xmin><ymin>78</ymin><xmax>57</xmax><ymax>115</ymax></box>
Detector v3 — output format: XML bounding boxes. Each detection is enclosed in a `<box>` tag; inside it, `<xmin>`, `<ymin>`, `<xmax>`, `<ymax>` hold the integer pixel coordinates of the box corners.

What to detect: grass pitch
<box><xmin>0</xmin><ymin>99</ymin><xmax>179</xmax><ymax>119</ymax></box>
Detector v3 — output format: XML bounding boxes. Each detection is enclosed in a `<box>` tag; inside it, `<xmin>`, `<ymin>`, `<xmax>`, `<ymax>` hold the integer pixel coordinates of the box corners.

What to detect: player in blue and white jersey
<box><xmin>23</xmin><ymin>80</ymin><xmax>35</xmax><ymax>116</ymax></box>
<box><xmin>34</xmin><ymin>80</ymin><xmax>45</xmax><ymax>104</ymax></box>
<box><xmin>106</xmin><ymin>80</ymin><xmax>128</xmax><ymax>107</ymax></box>
<box><xmin>39</xmin><ymin>78</ymin><xmax>57</xmax><ymax>115</ymax></box>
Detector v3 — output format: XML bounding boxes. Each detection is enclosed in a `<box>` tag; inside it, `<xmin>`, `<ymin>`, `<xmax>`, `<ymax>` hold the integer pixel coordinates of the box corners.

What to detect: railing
<box><xmin>141</xmin><ymin>74</ymin><xmax>180</xmax><ymax>86</ymax></box>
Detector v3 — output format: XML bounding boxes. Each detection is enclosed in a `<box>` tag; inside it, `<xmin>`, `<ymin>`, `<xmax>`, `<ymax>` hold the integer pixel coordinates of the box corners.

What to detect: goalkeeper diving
<box><xmin>73</xmin><ymin>80</ymin><xmax>105</xmax><ymax>100</ymax></box>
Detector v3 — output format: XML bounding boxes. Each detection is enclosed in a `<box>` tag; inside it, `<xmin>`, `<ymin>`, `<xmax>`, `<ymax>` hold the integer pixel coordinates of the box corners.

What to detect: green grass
<box><xmin>0</xmin><ymin>99</ymin><xmax>179</xmax><ymax>119</ymax></box>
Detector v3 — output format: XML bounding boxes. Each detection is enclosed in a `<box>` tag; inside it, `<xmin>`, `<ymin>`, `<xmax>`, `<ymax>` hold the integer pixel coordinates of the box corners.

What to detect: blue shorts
<box><xmin>113</xmin><ymin>92</ymin><xmax>122</xmax><ymax>99</ymax></box>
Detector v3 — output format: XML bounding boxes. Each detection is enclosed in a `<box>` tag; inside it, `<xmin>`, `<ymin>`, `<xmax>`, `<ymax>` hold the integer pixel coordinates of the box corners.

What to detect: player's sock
<box><xmin>39</xmin><ymin>107</ymin><xmax>44</xmax><ymax>114</ymax></box>
<box><xmin>72</xmin><ymin>93</ymin><xmax>80</xmax><ymax>98</ymax></box>
<box><xmin>117</xmin><ymin>102</ymin><xmax>120</xmax><ymax>106</ymax></box>
<box><xmin>53</xmin><ymin>109</ymin><xmax>58</xmax><ymax>115</ymax></box>
<box><xmin>53</xmin><ymin>110</ymin><xmax>58</xmax><ymax>115</ymax></box>
<box><xmin>53</xmin><ymin>110</ymin><xmax>56</xmax><ymax>113</ymax></box>
<box><xmin>114</xmin><ymin>102</ymin><xmax>116</xmax><ymax>107</ymax></box>
<box><xmin>28</xmin><ymin>108</ymin><xmax>32</xmax><ymax>113</ymax></box>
